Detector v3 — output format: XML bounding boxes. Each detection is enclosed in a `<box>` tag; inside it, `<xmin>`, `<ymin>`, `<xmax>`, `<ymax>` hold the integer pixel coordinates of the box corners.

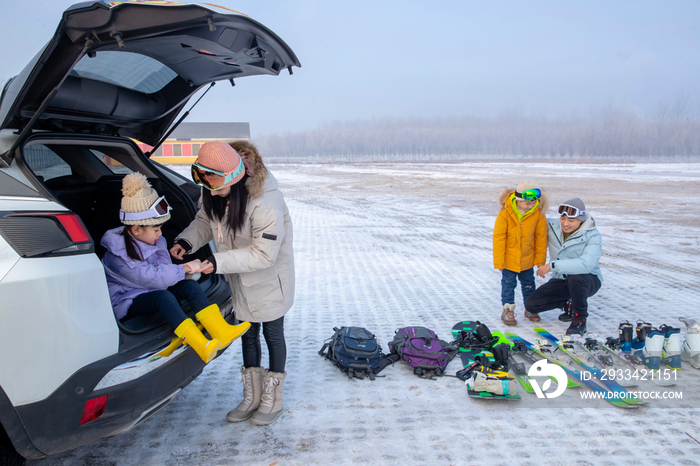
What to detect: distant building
<box><xmin>137</xmin><ymin>122</ymin><xmax>250</xmax><ymax>164</ymax></box>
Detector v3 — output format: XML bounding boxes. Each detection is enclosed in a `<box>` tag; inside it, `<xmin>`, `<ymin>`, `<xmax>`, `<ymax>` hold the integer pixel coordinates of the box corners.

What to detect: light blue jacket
<box><xmin>547</xmin><ymin>216</ymin><xmax>603</xmax><ymax>283</ymax></box>
<box><xmin>101</xmin><ymin>227</ymin><xmax>185</xmax><ymax>319</ymax></box>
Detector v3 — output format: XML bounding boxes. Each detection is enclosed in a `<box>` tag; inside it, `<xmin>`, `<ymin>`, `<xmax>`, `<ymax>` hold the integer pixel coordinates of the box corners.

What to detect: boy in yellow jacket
<box><xmin>493</xmin><ymin>181</ymin><xmax>548</xmax><ymax>326</ymax></box>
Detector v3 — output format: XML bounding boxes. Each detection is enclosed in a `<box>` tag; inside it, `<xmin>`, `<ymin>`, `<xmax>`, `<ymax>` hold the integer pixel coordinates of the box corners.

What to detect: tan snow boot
<box><xmin>250</xmin><ymin>370</ymin><xmax>286</xmax><ymax>426</ymax></box>
<box><xmin>501</xmin><ymin>303</ymin><xmax>517</xmax><ymax>326</ymax></box>
<box><xmin>524</xmin><ymin>309</ymin><xmax>541</xmax><ymax>322</ymax></box>
<box><xmin>226</xmin><ymin>366</ymin><xmax>264</xmax><ymax>422</ymax></box>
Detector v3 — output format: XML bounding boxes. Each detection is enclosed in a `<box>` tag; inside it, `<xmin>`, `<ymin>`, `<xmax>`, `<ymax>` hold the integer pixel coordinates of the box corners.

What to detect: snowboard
<box><xmin>451</xmin><ymin>321</ymin><xmax>495</xmax><ymax>367</ymax></box>
<box><xmin>452</xmin><ymin>321</ymin><xmax>520</xmax><ymax>400</ymax></box>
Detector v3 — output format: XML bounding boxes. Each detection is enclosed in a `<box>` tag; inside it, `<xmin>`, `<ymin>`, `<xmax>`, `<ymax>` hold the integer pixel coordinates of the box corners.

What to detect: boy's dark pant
<box><xmin>525</xmin><ymin>274</ymin><xmax>601</xmax><ymax>317</ymax></box>
<box><xmin>501</xmin><ymin>268</ymin><xmax>536</xmax><ymax>305</ymax></box>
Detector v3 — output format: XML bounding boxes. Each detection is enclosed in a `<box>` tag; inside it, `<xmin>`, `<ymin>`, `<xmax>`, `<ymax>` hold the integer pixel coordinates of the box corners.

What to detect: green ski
<box><xmin>494</xmin><ymin>331</ymin><xmax>581</xmax><ymax>393</ymax></box>
<box><xmin>504</xmin><ymin>331</ymin><xmax>636</xmax><ymax>408</ymax></box>
<box><xmin>533</xmin><ymin>327</ymin><xmax>646</xmax><ymax>406</ymax></box>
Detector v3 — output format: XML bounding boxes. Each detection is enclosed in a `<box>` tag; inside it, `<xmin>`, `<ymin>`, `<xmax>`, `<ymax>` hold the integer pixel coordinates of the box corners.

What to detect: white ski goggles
<box><xmin>119</xmin><ymin>196</ymin><xmax>171</xmax><ymax>222</ymax></box>
<box><xmin>558</xmin><ymin>204</ymin><xmax>585</xmax><ymax>218</ymax></box>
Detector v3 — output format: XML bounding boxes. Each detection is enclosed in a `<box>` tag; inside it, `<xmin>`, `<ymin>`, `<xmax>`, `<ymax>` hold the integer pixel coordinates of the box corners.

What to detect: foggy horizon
<box><xmin>1</xmin><ymin>1</ymin><xmax>699</xmax><ymax>138</ymax></box>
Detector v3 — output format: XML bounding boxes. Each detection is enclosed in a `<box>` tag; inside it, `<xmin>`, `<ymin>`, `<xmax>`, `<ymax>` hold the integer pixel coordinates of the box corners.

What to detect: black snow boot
<box><xmin>635</xmin><ymin>320</ymin><xmax>652</xmax><ymax>343</ymax></box>
<box><xmin>558</xmin><ymin>300</ymin><xmax>573</xmax><ymax>322</ymax></box>
<box><xmin>566</xmin><ymin>312</ymin><xmax>587</xmax><ymax>335</ymax></box>
<box><xmin>618</xmin><ymin>321</ymin><xmax>634</xmax><ymax>352</ymax></box>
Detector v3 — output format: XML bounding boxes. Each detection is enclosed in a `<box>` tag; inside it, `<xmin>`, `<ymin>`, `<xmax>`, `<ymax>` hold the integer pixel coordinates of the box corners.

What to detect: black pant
<box><xmin>241</xmin><ymin>316</ymin><xmax>286</xmax><ymax>373</ymax></box>
<box><xmin>524</xmin><ymin>274</ymin><xmax>601</xmax><ymax>317</ymax></box>
<box><xmin>125</xmin><ymin>280</ymin><xmax>210</xmax><ymax>330</ymax></box>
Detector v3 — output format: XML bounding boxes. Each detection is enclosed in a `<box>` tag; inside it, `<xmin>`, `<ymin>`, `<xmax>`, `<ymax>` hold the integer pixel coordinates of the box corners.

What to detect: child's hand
<box><xmin>170</xmin><ymin>244</ymin><xmax>186</xmax><ymax>260</ymax></box>
<box><xmin>536</xmin><ymin>264</ymin><xmax>551</xmax><ymax>278</ymax></box>
<box><xmin>182</xmin><ymin>259</ymin><xmax>203</xmax><ymax>274</ymax></box>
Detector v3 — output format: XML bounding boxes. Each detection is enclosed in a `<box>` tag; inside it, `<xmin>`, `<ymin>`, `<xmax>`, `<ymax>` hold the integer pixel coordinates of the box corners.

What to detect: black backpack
<box><xmin>319</xmin><ymin>326</ymin><xmax>392</xmax><ymax>380</ymax></box>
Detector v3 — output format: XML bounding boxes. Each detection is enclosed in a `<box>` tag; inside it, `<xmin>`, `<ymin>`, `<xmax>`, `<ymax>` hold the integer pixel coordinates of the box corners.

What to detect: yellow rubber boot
<box><xmin>196</xmin><ymin>304</ymin><xmax>251</xmax><ymax>348</ymax></box>
<box><xmin>174</xmin><ymin>318</ymin><xmax>221</xmax><ymax>363</ymax></box>
<box><xmin>154</xmin><ymin>323</ymin><xmax>206</xmax><ymax>359</ymax></box>
<box><xmin>154</xmin><ymin>336</ymin><xmax>183</xmax><ymax>359</ymax></box>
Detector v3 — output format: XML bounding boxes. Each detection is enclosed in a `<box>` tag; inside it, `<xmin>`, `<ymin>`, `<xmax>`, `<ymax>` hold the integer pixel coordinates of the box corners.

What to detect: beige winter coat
<box><xmin>175</xmin><ymin>162</ymin><xmax>294</xmax><ymax>323</ymax></box>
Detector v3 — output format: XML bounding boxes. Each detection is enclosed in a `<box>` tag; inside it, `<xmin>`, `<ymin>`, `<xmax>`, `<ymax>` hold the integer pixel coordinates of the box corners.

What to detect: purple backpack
<box><xmin>388</xmin><ymin>327</ymin><xmax>457</xmax><ymax>378</ymax></box>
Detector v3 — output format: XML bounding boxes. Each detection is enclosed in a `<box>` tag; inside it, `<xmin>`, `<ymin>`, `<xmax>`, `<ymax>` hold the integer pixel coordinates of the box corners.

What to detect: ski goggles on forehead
<box><xmin>515</xmin><ymin>188</ymin><xmax>541</xmax><ymax>201</ymax></box>
<box><xmin>191</xmin><ymin>162</ymin><xmax>243</xmax><ymax>191</ymax></box>
<box><xmin>558</xmin><ymin>204</ymin><xmax>586</xmax><ymax>218</ymax></box>
<box><xmin>119</xmin><ymin>195</ymin><xmax>171</xmax><ymax>222</ymax></box>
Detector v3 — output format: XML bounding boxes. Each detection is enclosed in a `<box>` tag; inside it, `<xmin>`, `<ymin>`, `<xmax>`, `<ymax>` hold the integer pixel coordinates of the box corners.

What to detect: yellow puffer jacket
<box><xmin>492</xmin><ymin>190</ymin><xmax>548</xmax><ymax>272</ymax></box>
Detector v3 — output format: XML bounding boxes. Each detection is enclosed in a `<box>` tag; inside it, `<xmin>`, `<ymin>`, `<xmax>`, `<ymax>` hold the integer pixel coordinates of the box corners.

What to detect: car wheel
<box><xmin>0</xmin><ymin>427</ymin><xmax>25</xmax><ymax>466</ymax></box>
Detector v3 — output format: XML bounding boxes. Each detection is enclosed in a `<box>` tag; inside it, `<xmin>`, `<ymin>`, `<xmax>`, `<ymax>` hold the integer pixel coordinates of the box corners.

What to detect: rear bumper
<box><xmin>7</xmin><ymin>311</ymin><xmax>237</xmax><ymax>459</ymax></box>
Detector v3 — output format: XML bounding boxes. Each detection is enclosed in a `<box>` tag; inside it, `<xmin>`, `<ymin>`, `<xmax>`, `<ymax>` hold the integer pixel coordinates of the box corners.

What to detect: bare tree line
<box><xmin>256</xmin><ymin>110</ymin><xmax>700</xmax><ymax>162</ymax></box>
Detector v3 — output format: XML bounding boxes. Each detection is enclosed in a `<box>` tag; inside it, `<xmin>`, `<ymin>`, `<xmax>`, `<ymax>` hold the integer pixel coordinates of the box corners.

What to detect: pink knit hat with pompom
<box><xmin>194</xmin><ymin>142</ymin><xmax>245</xmax><ymax>190</ymax></box>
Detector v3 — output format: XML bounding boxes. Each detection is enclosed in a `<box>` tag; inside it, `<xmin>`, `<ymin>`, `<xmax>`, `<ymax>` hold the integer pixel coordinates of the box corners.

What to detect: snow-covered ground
<box><xmin>30</xmin><ymin>162</ymin><xmax>700</xmax><ymax>465</ymax></box>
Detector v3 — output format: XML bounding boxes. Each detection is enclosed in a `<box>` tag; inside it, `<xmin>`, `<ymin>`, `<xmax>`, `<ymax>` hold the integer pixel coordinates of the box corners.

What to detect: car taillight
<box><xmin>0</xmin><ymin>211</ymin><xmax>94</xmax><ymax>257</ymax></box>
<box><xmin>53</xmin><ymin>213</ymin><xmax>91</xmax><ymax>242</ymax></box>
<box><xmin>80</xmin><ymin>395</ymin><xmax>108</xmax><ymax>425</ymax></box>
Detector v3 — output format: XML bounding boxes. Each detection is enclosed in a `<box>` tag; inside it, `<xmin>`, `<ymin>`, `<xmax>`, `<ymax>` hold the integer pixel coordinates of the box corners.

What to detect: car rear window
<box><xmin>23</xmin><ymin>145</ymin><xmax>71</xmax><ymax>181</ymax></box>
<box><xmin>23</xmin><ymin>145</ymin><xmax>133</xmax><ymax>182</ymax></box>
<box><xmin>90</xmin><ymin>150</ymin><xmax>133</xmax><ymax>175</ymax></box>
<box><xmin>70</xmin><ymin>51</ymin><xmax>178</xmax><ymax>94</ymax></box>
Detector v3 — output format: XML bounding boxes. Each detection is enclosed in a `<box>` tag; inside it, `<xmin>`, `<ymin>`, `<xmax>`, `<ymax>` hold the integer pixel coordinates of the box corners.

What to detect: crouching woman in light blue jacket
<box><xmin>524</xmin><ymin>198</ymin><xmax>602</xmax><ymax>336</ymax></box>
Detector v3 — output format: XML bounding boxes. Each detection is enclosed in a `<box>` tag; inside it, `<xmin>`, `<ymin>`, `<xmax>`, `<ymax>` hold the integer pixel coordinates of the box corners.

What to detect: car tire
<box><xmin>0</xmin><ymin>427</ymin><xmax>25</xmax><ymax>466</ymax></box>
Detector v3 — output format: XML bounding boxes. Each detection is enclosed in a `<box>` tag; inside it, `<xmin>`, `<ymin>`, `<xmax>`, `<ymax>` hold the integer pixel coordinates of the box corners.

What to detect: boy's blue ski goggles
<box><xmin>515</xmin><ymin>188</ymin><xmax>541</xmax><ymax>201</ymax></box>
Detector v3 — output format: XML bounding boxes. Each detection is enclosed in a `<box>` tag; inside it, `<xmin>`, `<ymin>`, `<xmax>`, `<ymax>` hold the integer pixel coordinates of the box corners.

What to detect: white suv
<box><xmin>0</xmin><ymin>2</ymin><xmax>299</xmax><ymax>464</ymax></box>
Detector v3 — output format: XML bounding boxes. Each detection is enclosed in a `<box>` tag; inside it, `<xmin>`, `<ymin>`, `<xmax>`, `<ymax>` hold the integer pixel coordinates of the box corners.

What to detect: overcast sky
<box><xmin>1</xmin><ymin>1</ymin><xmax>699</xmax><ymax>137</ymax></box>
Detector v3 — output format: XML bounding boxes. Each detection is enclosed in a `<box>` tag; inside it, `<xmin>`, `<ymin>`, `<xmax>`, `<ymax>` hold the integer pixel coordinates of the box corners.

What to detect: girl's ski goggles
<box><xmin>558</xmin><ymin>204</ymin><xmax>586</xmax><ymax>218</ymax></box>
<box><xmin>119</xmin><ymin>195</ymin><xmax>171</xmax><ymax>222</ymax></box>
<box><xmin>515</xmin><ymin>188</ymin><xmax>541</xmax><ymax>201</ymax></box>
<box><xmin>191</xmin><ymin>162</ymin><xmax>243</xmax><ymax>190</ymax></box>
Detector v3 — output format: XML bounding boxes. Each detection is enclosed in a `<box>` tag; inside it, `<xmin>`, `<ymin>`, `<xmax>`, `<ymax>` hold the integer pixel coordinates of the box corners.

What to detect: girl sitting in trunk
<box><xmin>100</xmin><ymin>172</ymin><xmax>249</xmax><ymax>362</ymax></box>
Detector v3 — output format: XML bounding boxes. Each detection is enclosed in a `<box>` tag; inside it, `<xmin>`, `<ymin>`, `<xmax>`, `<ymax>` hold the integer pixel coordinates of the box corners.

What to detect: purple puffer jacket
<box><xmin>101</xmin><ymin>227</ymin><xmax>185</xmax><ymax>320</ymax></box>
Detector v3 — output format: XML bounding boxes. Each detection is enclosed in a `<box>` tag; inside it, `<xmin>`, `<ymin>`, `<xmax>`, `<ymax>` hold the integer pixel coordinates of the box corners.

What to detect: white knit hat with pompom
<box><xmin>120</xmin><ymin>172</ymin><xmax>170</xmax><ymax>225</ymax></box>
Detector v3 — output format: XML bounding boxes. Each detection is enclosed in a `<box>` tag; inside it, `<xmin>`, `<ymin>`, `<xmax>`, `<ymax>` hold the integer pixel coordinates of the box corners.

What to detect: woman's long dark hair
<box><xmin>122</xmin><ymin>226</ymin><xmax>144</xmax><ymax>261</ymax></box>
<box><xmin>201</xmin><ymin>173</ymin><xmax>249</xmax><ymax>238</ymax></box>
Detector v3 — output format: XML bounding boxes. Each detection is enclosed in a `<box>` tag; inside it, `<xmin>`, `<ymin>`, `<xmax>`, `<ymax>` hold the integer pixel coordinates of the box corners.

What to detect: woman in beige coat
<box><xmin>170</xmin><ymin>141</ymin><xmax>294</xmax><ymax>426</ymax></box>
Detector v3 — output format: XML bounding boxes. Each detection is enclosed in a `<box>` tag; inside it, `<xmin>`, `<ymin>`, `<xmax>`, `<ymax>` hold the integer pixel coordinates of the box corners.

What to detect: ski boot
<box><xmin>632</xmin><ymin>320</ymin><xmax>652</xmax><ymax>350</ymax></box>
<box><xmin>658</xmin><ymin>324</ymin><xmax>682</xmax><ymax>370</ymax></box>
<box><xmin>558</xmin><ymin>299</ymin><xmax>573</xmax><ymax>322</ymax></box>
<box><xmin>679</xmin><ymin>317</ymin><xmax>700</xmax><ymax>369</ymax></box>
<box><xmin>566</xmin><ymin>312</ymin><xmax>587</xmax><ymax>336</ymax></box>
<box><xmin>633</xmin><ymin>328</ymin><xmax>663</xmax><ymax>371</ymax></box>
<box><xmin>618</xmin><ymin>321</ymin><xmax>633</xmax><ymax>353</ymax></box>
